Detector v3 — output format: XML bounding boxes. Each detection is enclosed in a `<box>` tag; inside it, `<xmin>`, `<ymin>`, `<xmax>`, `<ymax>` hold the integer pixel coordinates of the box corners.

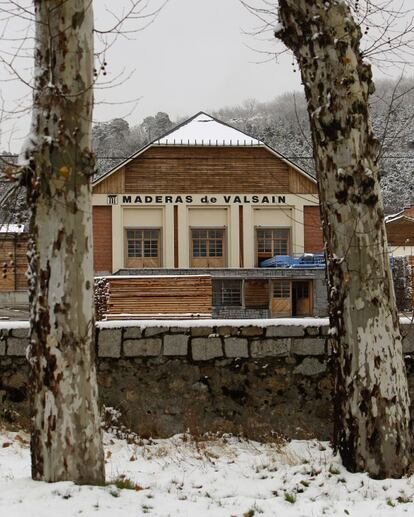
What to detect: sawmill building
<box><xmin>91</xmin><ymin>112</ymin><xmax>327</xmax><ymax>319</ymax></box>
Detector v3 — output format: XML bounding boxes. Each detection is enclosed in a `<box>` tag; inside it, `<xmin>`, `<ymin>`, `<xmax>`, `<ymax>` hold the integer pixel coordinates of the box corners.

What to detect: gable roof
<box><xmin>385</xmin><ymin>213</ymin><xmax>414</xmax><ymax>225</ymax></box>
<box><xmin>92</xmin><ymin>111</ymin><xmax>317</xmax><ymax>188</ymax></box>
<box><xmin>154</xmin><ymin>112</ymin><xmax>262</xmax><ymax>146</ymax></box>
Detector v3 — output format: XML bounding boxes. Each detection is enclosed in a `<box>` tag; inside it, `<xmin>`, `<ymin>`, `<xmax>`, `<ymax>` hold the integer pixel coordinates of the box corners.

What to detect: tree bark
<box><xmin>24</xmin><ymin>0</ymin><xmax>105</xmax><ymax>484</ymax></box>
<box><xmin>276</xmin><ymin>0</ymin><xmax>412</xmax><ymax>478</ymax></box>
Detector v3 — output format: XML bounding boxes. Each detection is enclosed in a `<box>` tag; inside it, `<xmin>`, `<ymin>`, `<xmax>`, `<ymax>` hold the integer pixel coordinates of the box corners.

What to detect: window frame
<box><xmin>273</xmin><ymin>279</ymin><xmax>291</xmax><ymax>299</ymax></box>
<box><xmin>189</xmin><ymin>226</ymin><xmax>227</xmax><ymax>267</ymax></box>
<box><xmin>255</xmin><ymin>226</ymin><xmax>291</xmax><ymax>266</ymax></box>
<box><xmin>213</xmin><ymin>278</ymin><xmax>242</xmax><ymax>307</ymax></box>
<box><xmin>124</xmin><ymin>227</ymin><xmax>162</xmax><ymax>268</ymax></box>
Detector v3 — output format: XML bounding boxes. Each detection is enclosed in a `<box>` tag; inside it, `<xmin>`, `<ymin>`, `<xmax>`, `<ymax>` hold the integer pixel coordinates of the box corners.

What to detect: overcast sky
<box><xmin>92</xmin><ymin>0</ymin><xmax>300</xmax><ymax>125</ymax></box>
<box><xmin>0</xmin><ymin>0</ymin><xmax>409</xmax><ymax>151</ymax></box>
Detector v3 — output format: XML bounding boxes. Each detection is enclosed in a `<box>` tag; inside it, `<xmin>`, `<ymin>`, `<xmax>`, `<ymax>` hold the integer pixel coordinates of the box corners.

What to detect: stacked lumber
<box><xmin>0</xmin><ymin>238</ymin><xmax>16</xmax><ymax>291</ymax></box>
<box><xmin>105</xmin><ymin>313</ymin><xmax>211</xmax><ymax>321</ymax></box>
<box><xmin>15</xmin><ymin>238</ymin><xmax>29</xmax><ymax>290</ymax></box>
<box><xmin>105</xmin><ymin>275</ymin><xmax>212</xmax><ymax>319</ymax></box>
<box><xmin>94</xmin><ymin>277</ymin><xmax>109</xmax><ymax>321</ymax></box>
<box><xmin>0</xmin><ymin>235</ymin><xmax>28</xmax><ymax>292</ymax></box>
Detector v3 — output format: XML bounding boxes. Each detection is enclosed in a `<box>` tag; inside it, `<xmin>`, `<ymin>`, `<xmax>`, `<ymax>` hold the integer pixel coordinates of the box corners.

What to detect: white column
<box><xmin>243</xmin><ymin>206</ymin><xmax>254</xmax><ymax>267</ymax></box>
<box><xmin>228</xmin><ymin>205</ymin><xmax>240</xmax><ymax>267</ymax></box>
<box><xmin>178</xmin><ymin>204</ymin><xmax>189</xmax><ymax>268</ymax></box>
<box><xmin>164</xmin><ymin>205</ymin><xmax>174</xmax><ymax>267</ymax></box>
<box><xmin>293</xmin><ymin>203</ymin><xmax>305</xmax><ymax>255</ymax></box>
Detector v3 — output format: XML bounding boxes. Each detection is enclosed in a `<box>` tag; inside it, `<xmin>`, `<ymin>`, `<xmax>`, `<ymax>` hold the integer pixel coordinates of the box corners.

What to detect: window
<box><xmin>191</xmin><ymin>228</ymin><xmax>226</xmax><ymax>267</ymax></box>
<box><xmin>125</xmin><ymin>229</ymin><xmax>160</xmax><ymax>267</ymax></box>
<box><xmin>273</xmin><ymin>280</ymin><xmax>291</xmax><ymax>298</ymax></box>
<box><xmin>192</xmin><ymin>229</ymin><xmax>223</xmax><ymax>257</ymax></box>
<box><xmin>294</xmin><ymin>281</ymin><xmax>309</xmax><ymax>299</ymax></box>
<box><xmin>213</xmin><ymin>279</ymin><xmax>242</xmax><ymax>307</ymax></box>
<box><xmin>257</xmin><ymin>228</ymin><xmax>290</xmax><ymax>265</ymax></box>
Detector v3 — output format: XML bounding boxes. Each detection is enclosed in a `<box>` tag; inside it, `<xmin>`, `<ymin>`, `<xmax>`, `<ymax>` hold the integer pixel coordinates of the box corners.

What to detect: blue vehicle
<box><xmin>292</xmin><ymin>253</ymin><xmax>325</xmax><ymax>268</ymax></box>
<box><xmin>259</xmin><ymin>253</ymin><xmax>326</xmax><ymax>268</ymax></box>
<box><xmin>259</xmin><ymin>255</ymin><xmax>294</xmax><ymax>268</ymax></box>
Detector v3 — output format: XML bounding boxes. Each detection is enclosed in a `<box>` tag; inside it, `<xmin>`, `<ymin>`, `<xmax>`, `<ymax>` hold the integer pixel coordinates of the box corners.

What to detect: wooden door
<box><xmin>293</xmin><ymin>281</ymin><xmax>312</xmax><ymax>316</ymax></box>
<box><xmin>271</xmin><ymin>280</ymin><xmax>292</xmax><ymax>317</ymax></box>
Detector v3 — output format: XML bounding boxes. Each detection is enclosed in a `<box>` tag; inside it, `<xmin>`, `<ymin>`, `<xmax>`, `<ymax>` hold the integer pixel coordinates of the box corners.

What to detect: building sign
<box><xmin>107</xmin><ymin>194</ymin><xmax>287</xmax><ymax>205</ymax></box>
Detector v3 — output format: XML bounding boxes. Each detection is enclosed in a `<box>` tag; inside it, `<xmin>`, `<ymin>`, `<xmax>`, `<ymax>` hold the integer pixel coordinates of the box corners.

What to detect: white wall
<box><xmin>92</xmin><ymin>193</ymin><xmax>319</xmax><ymax>272</ymax></box>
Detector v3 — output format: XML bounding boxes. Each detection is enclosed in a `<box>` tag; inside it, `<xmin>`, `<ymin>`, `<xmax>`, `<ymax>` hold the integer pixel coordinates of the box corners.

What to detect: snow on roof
<box><xmin>92</xmin><ymin>111</ymin><xmax>317</xmax><ymax>188</ymax></box>
<box><xmin>385</xmin><ymin>212</ymin><xmax>414</xmax><ymax>224</ymax></box>
<box><xmin>0</xmin><ymin>224</ymin><xmax>25</xmax><ymax>233</ymax></box>
<box><xmin>154</xmin><ymin>112</ymin><xmax>263</xmax><ymax>146</ymax></box>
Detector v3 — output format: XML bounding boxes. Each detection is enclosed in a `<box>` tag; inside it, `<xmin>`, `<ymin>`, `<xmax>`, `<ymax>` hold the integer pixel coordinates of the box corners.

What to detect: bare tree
<box><xmin>274</xmin><ymin>0</ymin><xmax>412</xmax><ymax>478</ymax></box>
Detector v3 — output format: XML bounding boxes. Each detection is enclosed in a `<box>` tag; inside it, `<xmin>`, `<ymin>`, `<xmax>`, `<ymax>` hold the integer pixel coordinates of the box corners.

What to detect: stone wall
<box><xmin>1</xmin><ymin>319</ymin><xmax>413</xmax><ymax>441</ymax></box>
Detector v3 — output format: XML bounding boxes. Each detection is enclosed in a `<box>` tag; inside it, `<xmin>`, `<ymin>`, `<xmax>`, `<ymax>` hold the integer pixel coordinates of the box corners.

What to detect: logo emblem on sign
<box><xmin>107</xmin><ymin>194</ymin><xmax>118</xmax><ymax>205</ymax></box>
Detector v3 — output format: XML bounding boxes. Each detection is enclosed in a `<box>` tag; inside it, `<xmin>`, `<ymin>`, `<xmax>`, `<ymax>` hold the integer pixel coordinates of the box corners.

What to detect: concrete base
<box><xmin>0</xmin><ymin>291</ymin><xmax>28</xmax><ymax>308</ymax></box>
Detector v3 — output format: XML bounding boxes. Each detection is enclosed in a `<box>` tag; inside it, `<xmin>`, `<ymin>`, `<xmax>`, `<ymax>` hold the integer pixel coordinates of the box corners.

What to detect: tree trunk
<box><xmin>24</xmin><ymin>0</ymin><xmax>105</xmax><ymax>484</ymax></box>
<box><xmin>276</xmin><ymin>0</ymin><xmax>412</xmax><ymax>478</ymax></box>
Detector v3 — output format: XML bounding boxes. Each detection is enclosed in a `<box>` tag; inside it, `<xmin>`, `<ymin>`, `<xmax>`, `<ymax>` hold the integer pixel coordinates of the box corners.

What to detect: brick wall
<box><xmin>304</xmin><ymin>206</ymin><xmax>324</xmax><ymax>253</ymax></box>
<box><xmin>93</xmin><ymin>206</ymin><xmax>112</xmax><ymax>273</ymax></box>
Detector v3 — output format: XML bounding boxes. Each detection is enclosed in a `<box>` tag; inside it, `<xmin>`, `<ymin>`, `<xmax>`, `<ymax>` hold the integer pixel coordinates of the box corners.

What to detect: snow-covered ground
<box><xmin>1</xmin><ymin>428</ymin><xmax>414</xmax><ymax>516</ymax></box>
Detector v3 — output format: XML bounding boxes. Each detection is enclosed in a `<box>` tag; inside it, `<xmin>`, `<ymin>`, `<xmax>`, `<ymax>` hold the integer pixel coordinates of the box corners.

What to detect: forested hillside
<box><xmin>92</xmin><ymin>79</ymin><xmax>414</xmax><ymax>213</ymax></box>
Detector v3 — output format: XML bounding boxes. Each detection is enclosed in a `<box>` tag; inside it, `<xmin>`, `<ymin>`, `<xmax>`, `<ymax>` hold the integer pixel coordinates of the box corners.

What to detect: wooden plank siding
<box><xmin>15</xmin><ymin>238</ymin><xmax>29</xmax><ymax>290</ymax></box>
<box><xmin>289</xmin><ymin>168</ymin><xmax>318</xmax><ymax>194</ymax></box>
<box><xmin>0</xmin><ymin>236</ymin><xmax>28</xmax><ymax>292</ymax></box>
<box><xmin>304</xmin><ymin>205</ymin><xmax>324</xmax><ymax>253</ymax></box>
<box><xmin>386</xmin><ymin>219</ymin><xmax>414</xmax><ymax>247</ymax></box>
<box><xmin>93</xmin><ymin>146</ymin><xmax>317</xmax><ymax>195</ymax></box>
<box><xmin>93</xmin><ymin>206</ymin><xmax>113</xmax><ymax>273</ymax></box>
<box><xmin>93</xmin><ymin>167</ymin><xmax>125</xmax><ymax>194</ymax></box>
<box><xmin>244</xmin><ymin>279</ymin><xmax>269</xmax><ymax>309</ymax></box>
<box><xmin>105</xmin><ymin>275</ymin><xmax>212</xmax><ymax>319</ymax></box>
<box><xmin>410</xmin><ymin>256</ymin><xmax>414</xmax><ymax>307</ymax></box>
<box><xmin>304</xmin><ymin>209</ymin><xmax>414</xmax><ymax>253</ymax></box>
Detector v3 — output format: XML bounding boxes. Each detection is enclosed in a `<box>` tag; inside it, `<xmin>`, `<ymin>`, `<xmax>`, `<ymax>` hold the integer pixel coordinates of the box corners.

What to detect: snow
<box><xmin>1</xmin><ymin>317</ymin><xmax>411</xmax><ymax>332</ymax></box>
<box><xmin>274</xmin><ymin>21</ymin><xmax>284</xmax><ymax>34</ymax></box>
<box><xmin>1</xmin><ymin>428</ymin><xmax>414</xmax><ymax>516</ymax></box>
<box><xmin>97</xmin><ymin>317</ymin><xmax>330</xmax><ymax>329</ymax></box>
<box><xmin>154</xmin><ymin>112</ymin><xmax>263</xmax><ymax>146</ymax></box>
<box><xmin>385</xmin><ymin>213</ymin><xmax>414</xmax><ymax>224</ymax></box>
<box><xmin>0</xmin><ymin>224</ymin><xmax>25</xmax><ymax>233</ymax></box>
<box><xmin>18</xmin><ymin>132</ymin><xmax>38</xmax><ymax>167</ymax></box>
<box><xmin>0</xmin><ymin>320</ymin><xmax>29</xmax><ymax>330</ymax></box>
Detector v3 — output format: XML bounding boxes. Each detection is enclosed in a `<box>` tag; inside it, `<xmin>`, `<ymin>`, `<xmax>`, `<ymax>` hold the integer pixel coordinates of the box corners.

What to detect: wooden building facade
<box><xmin>92</xmin><ymin>112</ymin><xmax>325</xmax><ymax>318</ymax></box>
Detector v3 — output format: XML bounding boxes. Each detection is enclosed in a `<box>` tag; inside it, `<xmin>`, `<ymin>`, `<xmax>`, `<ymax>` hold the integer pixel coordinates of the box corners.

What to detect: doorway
<box><xmin>292</xmin><ymin>280</ymin><xmax>312</xmax><ymax>316</ymax></box>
